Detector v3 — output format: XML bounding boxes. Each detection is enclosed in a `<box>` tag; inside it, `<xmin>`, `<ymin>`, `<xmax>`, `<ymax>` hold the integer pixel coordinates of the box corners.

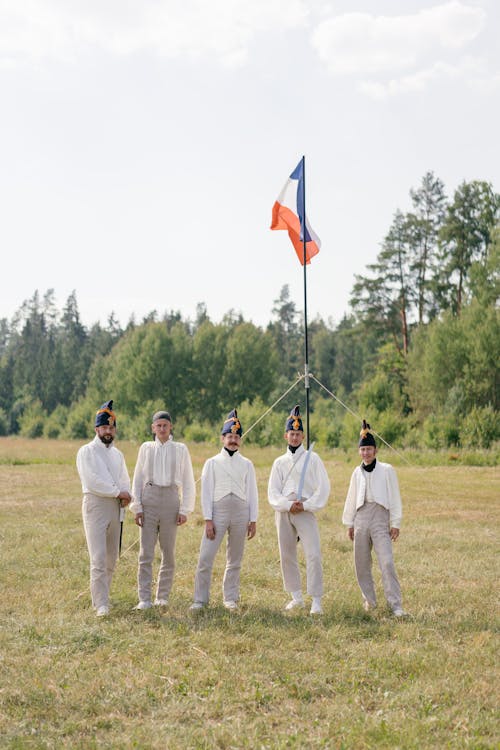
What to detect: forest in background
<box><xmin>1</xmin><ymin>172</ymin><xmax>498</xmax><ymax>452</ymax></box>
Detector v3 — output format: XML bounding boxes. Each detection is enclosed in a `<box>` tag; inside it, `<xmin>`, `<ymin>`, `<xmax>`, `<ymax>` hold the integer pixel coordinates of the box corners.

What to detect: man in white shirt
<box><xmin>130</xmin><ymin>410</ymin><xmax>196</xmax><ymax>610</ymax></box>
<box><xmin>342</xmin><ymin>420</ymin><xmax>405</xmax><ymax>617</ymax></box>
<box><xmin>268</xmin><ymin>406</ymin><xmax>330</xmax><ymax>615</ymax></box>
<box><xmin>76</xmin><ymin>400</ymin><xmax>131</xmax><ymax>617</ymax></box>
<box><xmin>190</xmin><ymin>409</ymin><xmax>258</xmax><ymax>612</ymax></box>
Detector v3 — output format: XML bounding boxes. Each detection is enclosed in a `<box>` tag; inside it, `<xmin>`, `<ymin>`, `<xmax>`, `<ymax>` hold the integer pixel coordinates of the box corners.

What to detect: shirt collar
<box><xmin>93</xmin><ymin>435</ymin><xmax>113</xmax><ymax>451</ymax></box>
<box><xmin>154</xmin><ymin>436</ymin><xmax>171</xmax><ymax>448</ymax></box>
<box><xmin>288</xmin><ymin>443</ymin><xmax>305</xmax><ymax>460</ymax></box>
<box><xmin>219</xmin><ymin>447</ymin><xmax>239</xmax><ymax>457</ymax></box>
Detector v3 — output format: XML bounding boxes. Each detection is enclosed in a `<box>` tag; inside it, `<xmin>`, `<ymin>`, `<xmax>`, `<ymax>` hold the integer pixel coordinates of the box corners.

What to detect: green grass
<box><xmin>0</xmin><ymin>438</ymin><xmax>498</xmax><ymax>749</ymax></box>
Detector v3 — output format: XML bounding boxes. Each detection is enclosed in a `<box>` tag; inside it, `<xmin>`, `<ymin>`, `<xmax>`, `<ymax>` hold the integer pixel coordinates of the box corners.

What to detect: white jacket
<box><xmin>200</xmin><ymin>448</ymin><xmax>259</xmax><ymax>522</ymax></box>
<box><xmin>268</xmin><ymin>444</ymin><xmax>330</xmax><ymax>514</ymax></box>
<box><xmin>342</xmin><ymin>461</ymin><xmax>402</xmax><ymax>529</ymax></box>
<box><xmin>76</xmin><ymin>436</ymin><xmax>130</xmax><ymax>498</ymax></box>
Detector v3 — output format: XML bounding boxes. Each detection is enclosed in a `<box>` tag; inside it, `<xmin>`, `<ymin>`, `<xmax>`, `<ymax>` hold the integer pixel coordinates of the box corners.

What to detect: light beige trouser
<box><xmin>353</xmin><ymin>502</ymin><xmax>402</xmax><ymax>611</ymax></box>
<box><xmin>275</xmin><ymin>510</ymin><xmax>323</xmax><ymax>597</ymax></box>
<box><xmin>193</xmin><ymin>493</ymin><xmax>249</xmax><ymax>604</ymax></box>
<box><xmin>137</xmin><ymin>483</ymin><xmax>180</xmax><ymax>603</ymax></box>
<box><xmin>82</xmin><ymin>493</ymin><xmax>121</xmax><ymax>609</ymax></box>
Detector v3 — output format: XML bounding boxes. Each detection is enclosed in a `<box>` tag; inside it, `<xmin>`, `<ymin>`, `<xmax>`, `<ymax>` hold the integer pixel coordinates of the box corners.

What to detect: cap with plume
<box><xmin>285</xmin><ymin>405</ymin><xmax>303</xmax><ymax>432</ymax></box>
<box><xmin>358</xmin><ymin>419</ymin><xmax>376</xmax><ymax>447</ymax></box>
<box><xmin>221</xmin><ymin>408</ymin><xmax>242</xmax><ymax>436</ymax></box>
<box><xmin>95</xmin><ymin>400</ymin><xmax>116</xmax><ymax>427</ymax></box>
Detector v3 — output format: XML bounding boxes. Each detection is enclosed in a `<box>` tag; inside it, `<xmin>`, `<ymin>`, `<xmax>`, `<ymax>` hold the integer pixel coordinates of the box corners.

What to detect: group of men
<box><xmin>77</xmin><ymin>401</ymin><xmax>405</xmax><ymax>619</ymax></box>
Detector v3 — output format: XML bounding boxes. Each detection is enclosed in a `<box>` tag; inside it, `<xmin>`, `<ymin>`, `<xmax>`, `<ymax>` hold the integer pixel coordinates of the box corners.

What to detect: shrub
<box><xmin>423</xmin><ymin>413</ymin><xmax>461</xmax><ymax>449</ymax></box>
<box><xmin>338</xmin><ymin>414</ymin><xmax>364</xmax><ymax>452</ymax></box>
<box><xmin>18</xmin><ymin>400</ymin><xmax>46</xmax><ymax>439</ymax></box>
<box><xmin>236</xmin><ymin>399</ymin><xmax>284</xmax><ymax>447</ymax></box>
<box><xmin>183</xmin><ymin>421</ymin><xmax>214</xmax><ymax>443</ymax></box>
<box><xmin>313</xmin><ymin>416</ymin><xmax>342</xmax><ymax>448</ymax></box>
<box><xmin>67</xmin><ymin>401</ymin><xmax>95</xmax><ymax>440</ymax></box>
<box><xmin>461</xmin><ymin>405</ymin><xmax>499</xmax><ymax>449</ymax></box>
<box><xmin>0</xmin><ymin>408</ymin><xmax>8</xmax><ymax>436</ymax></box>
<box><xmin>43</xmin><ymin>405</ymin><xmax>67</xmax><ymax>439</ymax></box>
<box><xmin>375</xmin><ymin>411</ymin><xmax>407</xmax><ymax>447</ymax></box>
<box><xmin>9</xmin><ymin>398</ymin><xmax>27</xmax><ymax>434</ymax></box>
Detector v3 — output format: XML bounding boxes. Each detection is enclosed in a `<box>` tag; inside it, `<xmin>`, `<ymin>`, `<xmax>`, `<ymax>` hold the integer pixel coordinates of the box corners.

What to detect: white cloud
<box><xmin>358</xmin><ymin>60</ymin><xmax>453</xmax><ymax>99</ymax></box>
<box><xmin>311</xmin><ymin>2</ymin><xmax>486</xmax><ymax>75</ymax></box>
<box><xmin>0</xmin><ymin>0</ymin><xmax>309</xmax><ymax>68</ymax></box>
<box><xmin>0</xmin><ymin>0</ymin><xmax>76</xmax><ymax>65</ymax></box>
<box><xmin>309</xmin><ymin>1</ymin><xmax>498</xmax><ymax>97</ymax></box>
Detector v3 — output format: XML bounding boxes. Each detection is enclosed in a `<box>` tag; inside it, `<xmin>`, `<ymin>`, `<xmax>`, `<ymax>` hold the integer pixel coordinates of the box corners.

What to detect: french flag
<box><xmin>271</xmin><ymin>157</ymin><xmax>321</xmax><ymax>265</ymax></box>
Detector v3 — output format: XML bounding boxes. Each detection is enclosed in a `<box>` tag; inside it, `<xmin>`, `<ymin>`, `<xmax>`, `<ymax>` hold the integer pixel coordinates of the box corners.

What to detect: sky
<box><xmin>1</xmin><ymin>0</ymin><xmax>499</xmax><ymax>331</ymax></box>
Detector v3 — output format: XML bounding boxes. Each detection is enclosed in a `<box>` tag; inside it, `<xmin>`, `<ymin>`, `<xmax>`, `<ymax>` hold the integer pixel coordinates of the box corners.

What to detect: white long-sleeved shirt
<box><xmin>200</xmin><ymin>448</ymin><xmax>258</xmax><ymax>522</ymax></box>
<box><xmin>76</xmin><ymin>435</ymin><xmax>130</xmax><ymax>498</ymax></box>
<box><xmin>130</xmin><ymin>437</ymin><xmax>196</xmax><ymax>516</ymax></box>
<box><xmin>342</xmin><ymin>461</ymin><xmax>403</xmax><ymax>529</ymax></box>
<box><xmin>268</xmin><ymin>444</ymin><xmax>330</xmax><ymax>514</ymax></box>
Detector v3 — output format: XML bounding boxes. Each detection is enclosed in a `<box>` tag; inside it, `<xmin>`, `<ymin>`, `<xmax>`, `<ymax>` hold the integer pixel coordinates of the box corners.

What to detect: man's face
<box><xmin>95</xmin><ymin>424</ymin><xmax>116</xmax><ymax>445</ymax></box>
<box><xmin>152</xmin><ymin>418</ymin><xmax>172</xmax><ymax>443</ymax></box>
<box><xmin>222</xmin><ymin>432</ymin><xmax>241</xmax><ymax>451</ymax></box>
<box><xmin>359</xmin><ymin>445</ymin><xmax>377</xmax><ymax>464</ymax></box>
<box><xmin>286</xmin><ymin>429</ymin><xmax>304</xmax><ymax>448</ymax></box>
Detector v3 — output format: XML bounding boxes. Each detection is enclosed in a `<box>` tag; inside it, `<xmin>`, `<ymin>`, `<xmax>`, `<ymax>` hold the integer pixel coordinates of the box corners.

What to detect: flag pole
<box><xmin>301</xmin><ymin>155</ymin><xmax>310</xmax><ymax>448</ymax></box>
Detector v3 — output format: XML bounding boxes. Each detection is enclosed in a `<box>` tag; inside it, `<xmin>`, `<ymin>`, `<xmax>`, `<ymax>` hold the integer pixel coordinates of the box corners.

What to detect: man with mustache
<box><xmin>190</xmin><ymin>409</ymin><xmax>258</xmax><ymax>612</ymax></box>
<box><xmin>76</xmin><ymin>400</ymin><xmax>131</xmax><ymax>617</ymax></box>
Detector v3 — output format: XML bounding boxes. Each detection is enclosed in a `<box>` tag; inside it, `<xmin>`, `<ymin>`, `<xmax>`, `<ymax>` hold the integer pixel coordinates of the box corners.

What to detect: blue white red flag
<box><xmin>270</xmin><ymin>158</ymin><xmax>321</xmax><ymax>265</ymax></box>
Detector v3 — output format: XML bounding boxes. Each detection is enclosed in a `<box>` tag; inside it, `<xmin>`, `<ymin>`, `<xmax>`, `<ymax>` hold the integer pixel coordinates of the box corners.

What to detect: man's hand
<box><xmin>118</xmin><ymin>490</ymin><xmax>131</xmax><ymax>507</ymax></box>
<box><xmin>205</xmin><ymin>520</ymin><xmax>216</xmax><ymax>540</ymax></box>
<box><xmin>135</xmin><ymin>512</ymin><xmax>144</xmax><ymax>527</ymax></box>
<box><xmin>177</xmin><ymin>513</ymin><xmax>187</xmax><ymax>526</ymax></box>
<box><xmin>290</xmin><ymin>501</ymin><xmax>304</xmax><ymax>514</ymax></box>
<box><xmin>247</xmin><ymin>521</ymin><xmax>256</xmax><ymax>539</ymax></box>
<box><xmin>347</xmin><ymin>527</ymin><xmax>354</xmax><ymax>541</ymax></box>
<box><xmin>390</xmin><ymin>527</ymin><xmax>400</xmax><ymax>541</ymax></box>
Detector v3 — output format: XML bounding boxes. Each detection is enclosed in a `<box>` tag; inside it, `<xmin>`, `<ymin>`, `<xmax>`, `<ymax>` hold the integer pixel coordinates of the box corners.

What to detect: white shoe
<box><xmin>393</xmin><ymin>608</ymin><xmax>407</xmax><ymax>617</ymax></box>
<box><xmin>154</xmin><ymin>599</ymin><xmax>168</xmax><ymax>607</ymax></box>
<box><xmin>363</xmin><ymin>600</ymin><xmax>376</xmax><ymax>612</ymax></box>
<box><xmin>189</xmin><ymin>602</ymin><xmax>205</xmax><ymax>612</ymax></box>
<box><xmin>310</xmin><ymin>599</ymin><xmax>323</xmax><ymax>615</ymax></box>
<box><xmin>285</xmin><ymin>598</ymin><xmax>305</xmax><ymax>611</ymax></box>
<box><xmin>134</xmin><ymin>601</ymin><xmax>152</xmax><ymax>610</ymax></box>
<box><xmin>96</xmin><ymin>605</ymin><xmax>109</xmax><ymax>617</ymax></box>
<box><xmin>223</xmin><ymin>600</ymin><xmax>238</xmax><ymax>611</ymax></box>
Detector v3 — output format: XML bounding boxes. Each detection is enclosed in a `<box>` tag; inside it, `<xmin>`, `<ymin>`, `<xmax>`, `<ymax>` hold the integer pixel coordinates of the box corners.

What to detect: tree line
<box><xmin>1</xmin><ymin>172</ymin><xmax>498</xmax><ymax>450</ymax></box>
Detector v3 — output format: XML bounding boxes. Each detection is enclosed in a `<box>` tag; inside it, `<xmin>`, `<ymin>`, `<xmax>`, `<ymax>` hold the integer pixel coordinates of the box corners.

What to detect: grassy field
<box><xmin>0</xmin><ymin>437</ymin><xmax>498</xmax><ymax>749</ymax></box>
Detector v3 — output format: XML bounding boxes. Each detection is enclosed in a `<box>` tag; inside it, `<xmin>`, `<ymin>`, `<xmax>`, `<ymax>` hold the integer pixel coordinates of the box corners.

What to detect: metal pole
<box><xmin>301</xmin><ymin>155</ymin><xmax>310</xmax><ymax>448</ymax></box>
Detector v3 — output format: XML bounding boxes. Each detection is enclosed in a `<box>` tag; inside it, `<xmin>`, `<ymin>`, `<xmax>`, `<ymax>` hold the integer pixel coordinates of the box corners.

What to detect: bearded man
<box><xmin>76</xmin><ymin>400</ymin><xmax>131</xmax><ymax>616</ymax></box>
